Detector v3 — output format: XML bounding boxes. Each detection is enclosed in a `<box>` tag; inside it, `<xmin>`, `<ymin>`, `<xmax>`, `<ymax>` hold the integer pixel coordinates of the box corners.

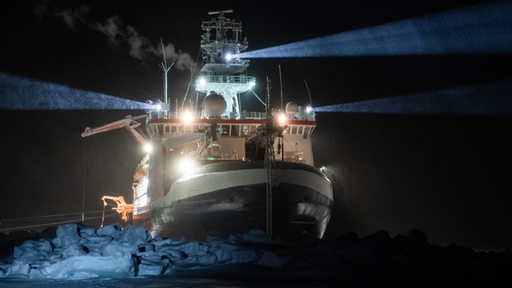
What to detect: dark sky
<box><xmin>1</xmin><ymin>0</ymin><xmax>511</xmax><ymax>250</ymax></box>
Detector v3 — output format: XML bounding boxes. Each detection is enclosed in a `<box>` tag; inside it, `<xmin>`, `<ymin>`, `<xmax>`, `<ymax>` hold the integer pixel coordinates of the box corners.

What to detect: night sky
<box><xmin>1</xmin><ymin>0</ymin><xmax>511</xmax><ymax>251</ymax></box>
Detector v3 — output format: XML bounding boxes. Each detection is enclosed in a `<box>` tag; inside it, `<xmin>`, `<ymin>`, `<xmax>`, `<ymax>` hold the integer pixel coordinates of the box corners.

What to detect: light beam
<box><xmin>239</xmin><ymin>1</ymin><xmax>512</xmax><ymax>59</ymax></box>
<box><xmin>0</xmin><ymin>71</ymin><xmax>154</xmax><ymax>110</ymax></box>
<box><xmin>314</xmin><ymin>79</ymin><xmax>512</xmax><ymax>115</ymax></box>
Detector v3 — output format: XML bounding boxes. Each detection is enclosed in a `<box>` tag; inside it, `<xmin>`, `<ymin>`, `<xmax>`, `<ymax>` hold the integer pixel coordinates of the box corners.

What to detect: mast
<box><xmin>265</xmin><ymin>76</ymin><xmax>273</xmax><ymax>237</ymax></box>
<box><xmin>195</xmin><ymin>10</ymin><xmax>255</xmax><ymax>119</ymax></box>
<box><xmin>279</xmin><ymin>65</ymin><xmax>283</xmax><ymax>111</ymax></box>
<box><xmin>304</xmin><ymin>79</ymin><xmax>313</xmax><ymax>106</ymax></box>
<box><xmin>160</xmin><ymin>38</ymin><xmax>173</xmax><ymax>118</ymax></box>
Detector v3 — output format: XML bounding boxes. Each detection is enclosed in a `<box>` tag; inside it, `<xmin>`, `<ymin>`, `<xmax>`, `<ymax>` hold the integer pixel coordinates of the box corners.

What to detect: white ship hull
<box><xmin>136</xmin><ymin>161</ymin><xmax>333</xmax><ymax>244</ymax></box>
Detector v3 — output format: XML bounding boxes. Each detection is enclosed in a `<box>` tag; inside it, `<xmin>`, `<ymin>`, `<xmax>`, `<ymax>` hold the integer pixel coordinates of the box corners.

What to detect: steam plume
<box><xmin>33</xmin><ymin>0</ymin><xmax>195</xmax><ymax>71</ymax></box>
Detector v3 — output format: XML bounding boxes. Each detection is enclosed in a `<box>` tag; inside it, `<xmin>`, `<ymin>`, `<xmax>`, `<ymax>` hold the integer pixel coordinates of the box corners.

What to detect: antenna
<box><xmin>208</xmin><ymin>9</ymin><xmax>233</xmax><ymax>15</ymax></box>
<box><xmin>304</xmin><ymin>79</ymin><xmax>313</xmax><ymax>106</ymax></box>
<box><xmin>278</xmin><ymin>65</ymin><xmax>283</xmax><ymax>110</ymax></box>
<box><xmin>160</xmin><ymin>38</ymin><xmax>174</xmax><ymax>106</ymax></box>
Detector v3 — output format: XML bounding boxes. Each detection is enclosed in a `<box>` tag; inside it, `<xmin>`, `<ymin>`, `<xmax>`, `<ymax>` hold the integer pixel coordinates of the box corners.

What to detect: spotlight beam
<box><xmin>0</xmin><ymin>72</ymin><xmax>153</xmax><ymax>110</ymax></box>
<box><xmin>314</xmin><ymin>79</ymin><xmax>512</xmax><ymax>115</ymax></box>
<box><xmin>239</xmin><ymin>1</ymin><xmax>512</xmax><ymax>59</ymax></box>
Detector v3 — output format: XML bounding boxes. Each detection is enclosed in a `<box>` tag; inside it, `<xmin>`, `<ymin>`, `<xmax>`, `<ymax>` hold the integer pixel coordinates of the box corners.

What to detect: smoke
<box><xmin>33</xmin><ymin>0</ymin><xmax>90</xmax><ymax>31</ymax></box>
<box><xmin>33</xmin><ymin>0</ymin><xmax>195</xmax><ymax>71</ymax></box>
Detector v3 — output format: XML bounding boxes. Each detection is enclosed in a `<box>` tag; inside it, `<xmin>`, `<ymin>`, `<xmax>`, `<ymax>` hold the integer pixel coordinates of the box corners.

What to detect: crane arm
<box><xmin>81</xmin><ymin>114</ymin><xmax>148</xmax><ymax>145</ymax></box>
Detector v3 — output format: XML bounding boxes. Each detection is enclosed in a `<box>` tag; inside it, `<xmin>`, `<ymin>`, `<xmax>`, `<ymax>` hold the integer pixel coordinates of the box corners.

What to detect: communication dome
<box><xmin>202</xmin><ymin>92</ymin><xmax>227</xmax><ymax>118</ymax></box>
<box><xmin>285</xmin><ymin>101</ymin><xmax>298</xmax><ymax>118</ymax></box>
<box><xmin>285</xmin><ymin>101</ymin><xmax>298</xmax><ymax>113</ymax></box>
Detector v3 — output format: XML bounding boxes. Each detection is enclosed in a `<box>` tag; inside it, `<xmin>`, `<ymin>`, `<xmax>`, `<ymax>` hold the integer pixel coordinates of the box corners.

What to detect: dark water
<box><xmin>315</xmin><ymin>112</ymin><xmax>512</xmax><ymax>251</ymax></box>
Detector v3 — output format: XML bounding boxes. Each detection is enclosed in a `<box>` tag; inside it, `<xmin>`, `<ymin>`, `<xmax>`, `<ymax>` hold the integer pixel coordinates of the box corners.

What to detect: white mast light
<box><xmin>143</xmin><ymin>143</ymin><xmax>153</xmax><ymax>154</ymax></box>
<box><xmin>224</xmin><ymin>52</ymin><xmax>233</xmax><ymax>62</ymax></box>
<box><xmin>198</xmin><ymin>77</ymin><xmax>207</xmax><ymax>87</ymax></box>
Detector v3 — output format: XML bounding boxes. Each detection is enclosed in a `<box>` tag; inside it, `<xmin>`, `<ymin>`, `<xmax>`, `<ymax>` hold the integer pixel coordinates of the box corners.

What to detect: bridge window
<box><xmin>241</xmin><ymin>125</ymin><xmax>250</xmax><ymax>136</ymax></box>
<box><xmin>230</xmin><ymin>125</ymin><xmax>239</xmax><ymax>136</ymax></box>
<box><xmin>221</xmin><ymin>125</ymin><xmax>229</xmax><ymax>136</ymax></box>
<box><xmin>303</xmin><ymin>126</ymin><xmax>310</xmax><ymax>139</ymax></box>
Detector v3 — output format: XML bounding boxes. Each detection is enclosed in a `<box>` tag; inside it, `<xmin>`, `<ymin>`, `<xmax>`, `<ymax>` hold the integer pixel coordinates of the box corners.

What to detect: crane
<box><xmin>82</xmin><ymin>114</ymin><xmax>148</xmax><ymax>225</ymax></box>
<box><xmin>101</xmin><ymin>196</ymin><xmax>133</xmax><ymax>227</ymax></box>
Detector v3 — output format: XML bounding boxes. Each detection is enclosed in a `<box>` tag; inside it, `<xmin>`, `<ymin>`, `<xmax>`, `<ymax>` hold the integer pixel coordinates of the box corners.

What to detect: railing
<box><xmin>200</xmin><ymin>75</ymin><xmax>255</xmax><ymax>85</ymax></box>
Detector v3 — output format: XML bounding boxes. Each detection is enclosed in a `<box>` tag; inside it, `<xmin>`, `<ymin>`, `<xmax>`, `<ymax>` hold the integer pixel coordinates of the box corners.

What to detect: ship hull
<box><xmin>135</xmin><ymin>161</ymin><xmax>333</xmax><ymax>244</ymax></box>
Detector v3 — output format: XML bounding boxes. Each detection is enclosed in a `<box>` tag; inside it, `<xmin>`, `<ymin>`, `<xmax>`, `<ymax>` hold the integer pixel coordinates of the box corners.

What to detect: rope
<box><xmin>0</xmin><ymin>212</ymin><xmax>118</xmax><ymax>233</ymax></box>
<box><xmin>0</xmin><ymin>210</ymin><xmax>103</xmax><ymax>222</ymax></box>
<box><xmin>251</xmin><ymin>90</ymin><xmax>267</xmax><ymax>107</ymax></box>
<box><xmin>82</xmin><ymin>137</ymin><xmax>87</xmax><ymax>223</ymax></box>
<box><xmin>181</xmin><ymin>48</ymin><xmax>202</xmax><ymax>110</ymax></box>
<box><xmin>101</xmin><ymin>204</ymin><xmax>106</xmax><ymax>228</ymax></box>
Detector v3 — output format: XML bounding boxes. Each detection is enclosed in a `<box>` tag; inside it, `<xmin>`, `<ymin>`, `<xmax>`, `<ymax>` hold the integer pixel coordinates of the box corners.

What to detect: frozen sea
<box><xmin>2</xmin><ymin>223</ymin><xmax>512</xmax><ymax>287</ymax></box>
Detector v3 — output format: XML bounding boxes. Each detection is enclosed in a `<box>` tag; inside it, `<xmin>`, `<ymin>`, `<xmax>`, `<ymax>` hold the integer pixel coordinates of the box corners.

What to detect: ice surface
<box><xmin>2</xmin><ymin>225</ymin><xmax>512</xmax><ymax>287</ymax></box>
<box><xmin>0</xmin><ymin>223</ymin><xmax>284</xmax><ymax>279</ymax></box>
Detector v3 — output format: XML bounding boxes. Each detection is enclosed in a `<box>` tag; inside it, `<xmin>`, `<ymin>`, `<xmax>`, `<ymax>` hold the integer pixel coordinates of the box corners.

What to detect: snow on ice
<box><xmin>0</xmin><ymin>223</ymin><xmax>286</xmax><ymax>279</ymax></box>
<box><xmin>2</xmin><ymin>223</ymin><xmax>512</xmax><ymax>286</ymax></box>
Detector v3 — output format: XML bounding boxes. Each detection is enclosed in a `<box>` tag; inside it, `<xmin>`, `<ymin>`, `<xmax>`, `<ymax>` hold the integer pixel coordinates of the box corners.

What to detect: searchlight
<box><xmin>224</xmin><ymin>52</ymin><xmax>233</xmax><ymax>62</ymax></box>
<box><xmin>197</xmin><ymin>77</ymin><xmax>207</xmax><ymax>87</ymax></box>
<box><xmin>277</xmin><ymin>112</ymin><xmax>287</xmax><ymax>126</ymax></box>
<box><xmin>176</xmin><ymin>157</ymin><xmax>196</xmax><ymax>174</ymax></box>
<box><xmin>180</xmin><ymin>110</ymin><xmax>195</xmax><ymax>123</ymax></box>
<box><xmin>143</xmin><ymin>143</ymin><xmax>153</xmax><ymax>154</ymax></box>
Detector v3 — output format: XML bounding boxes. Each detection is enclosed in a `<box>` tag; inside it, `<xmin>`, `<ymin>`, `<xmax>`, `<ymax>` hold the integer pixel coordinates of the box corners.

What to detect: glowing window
<box><xmin>241</xmin><ymin>125</ymin><xmax>250</xmax><ymax>136</ymax></box>
<box><xmin>221</xmin><ymin>125</ymin><xmax>229</xmax><ymax>136</ymax></box>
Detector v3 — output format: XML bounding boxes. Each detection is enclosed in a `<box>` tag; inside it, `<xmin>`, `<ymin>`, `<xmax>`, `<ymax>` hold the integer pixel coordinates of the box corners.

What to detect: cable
<box><xmin>82</xmin><ymin>137</ymin><xmax>87</xmax><ymax>223</ymax></box>
<box><xmin>0</xmin><ymin>210</ymin><xmax>105</xmax><ymax>222</ymax></box>
<box><xmin>181</xmin><ymin>48</ymin><xmax>202</xmax><ymax>110</ymax></box>
<box><xmin>0</xmin><ymin>213</ymin><xmax>119</xmax><ymax>233</ymax></box>
<box><xmin>250</xmin><ymin>90</ymin><xmax>267</xmax><ymax>106</ymax></box>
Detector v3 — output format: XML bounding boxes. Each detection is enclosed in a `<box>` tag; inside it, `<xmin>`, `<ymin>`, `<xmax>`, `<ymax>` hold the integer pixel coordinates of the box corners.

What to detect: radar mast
<box><xmin>195</xmin><ymin>10</ymin><xmax>255</xmax><ymax>119</ymax></box>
